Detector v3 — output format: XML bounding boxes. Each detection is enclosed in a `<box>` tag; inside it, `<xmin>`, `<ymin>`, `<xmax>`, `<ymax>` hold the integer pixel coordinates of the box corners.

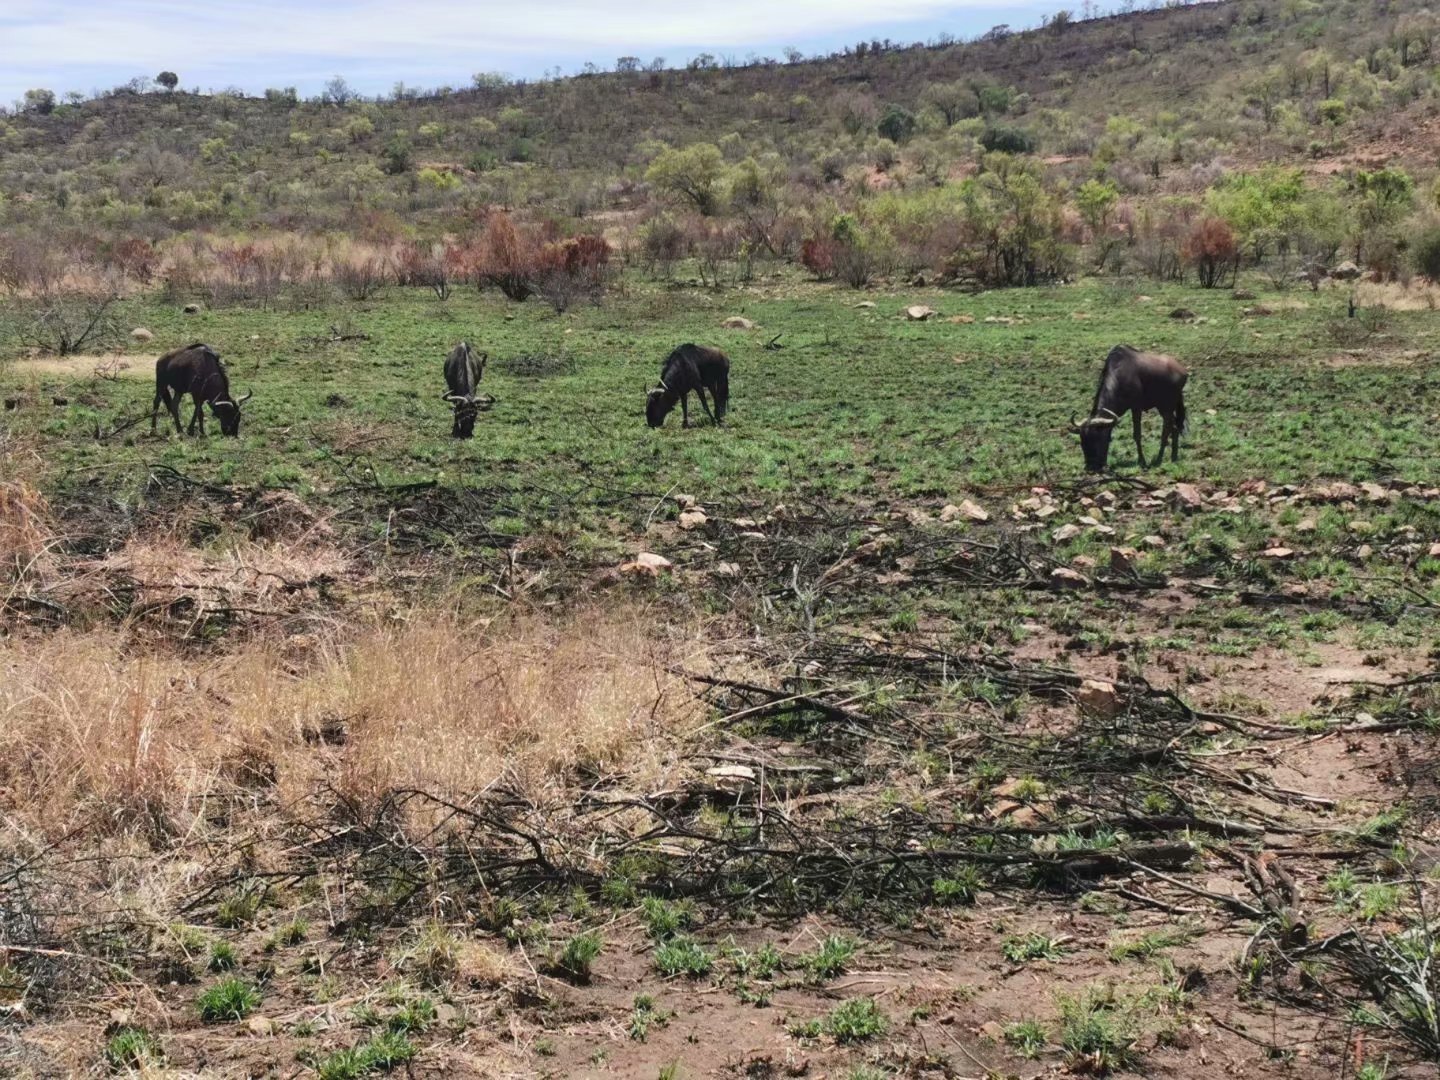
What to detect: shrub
<box><xmin>1183</xmin><ymin>217</ymin><xmax>1239</xmax><ymax>288</ymax></box>
<box><xmin>654</xmin><ymin>937</ymin><xmax>714</xmax><ymax>978</ymax></box>
<box><xmin>826</xmin><ymin>997</ymin><xmax>887</xmax><ymax>1043</ymax></box>
<box><xmin>801</xmin><ymin>235</ymin><xmax>837</xmax><ymax>280</ymax></box>
<box><xmin>980</xmin><ymin>126</ymin><xmax>1036</xmax><ymax>154</ymax></box>
<box><xmin>1412</xmin><ymin>226</ymin><xmax>1440</xmax><ymax>281</ymax></box>
<box><xmin>877</xmin><ymin>104</ymin><xmax>917</xmax><ymax>144</ymax></box>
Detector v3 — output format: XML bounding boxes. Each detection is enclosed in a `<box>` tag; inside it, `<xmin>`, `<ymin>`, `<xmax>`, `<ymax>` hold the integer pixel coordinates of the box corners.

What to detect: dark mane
<box><xmin>1090</xmin><ymin>344</ymin><xmax>1135</xmax><ymax>415</ymax></box>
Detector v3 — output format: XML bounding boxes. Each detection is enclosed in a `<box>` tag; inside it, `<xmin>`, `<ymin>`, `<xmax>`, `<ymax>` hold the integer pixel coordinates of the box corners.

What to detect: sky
<box><xmin>0</xmin><ymin>1</ymin><xmax>1068</xmax><ymax>104</ymax></box>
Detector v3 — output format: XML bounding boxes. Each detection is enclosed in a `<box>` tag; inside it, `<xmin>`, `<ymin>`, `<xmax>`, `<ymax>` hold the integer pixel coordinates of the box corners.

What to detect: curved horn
<box><xmin>237</xmin><ymin>390</ymin><xmax>253</xmax><ymax>405</ymax></box>
<box><xmin>443</xmin><ymin>392</ymin><xmax>464</xmax><ymax>404</ymax></box>
<box><xmin>1091</xmin><ymin>412</ymin><xmax>1119</xmax><ymax>427</ymax></box>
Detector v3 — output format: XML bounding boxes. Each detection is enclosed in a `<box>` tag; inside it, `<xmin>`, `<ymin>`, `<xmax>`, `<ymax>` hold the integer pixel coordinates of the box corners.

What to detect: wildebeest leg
<box><xmin>694</xmin><ymin>386</ymin><xmax>716</xmax><ymax>425</ymax></box>
<box><xmin>153</xmin><ymin>385</ymin><xmax>171</xmax><ymax>434</ymax></box>
<box><xmin>188</xmin><ymin>393</ymin><xmax>205</xmax><ymax>436</ymax></box>
<box><xmin>165</xmin><ymin>386</ymin><xmax>184</xmax><ymax>434</ymax></box>
<box><xmin>713</xmin><ymin>373</ymin><xmax>729</xmax><ymax>422</ymax></box>
<box><xmin>1132</xmin><ymin>411</ymin><xmax>1145</xmax><ymax>468</ymax></box>
<box><xmin>1154</xmin><ymin>413</ymin><xmax>1173</xmax><ymax>468</ymax></box>
<box><xmin>681</xmin><ymin>392</ymin><xmax>690</xmax><ymax>428</ymax></box>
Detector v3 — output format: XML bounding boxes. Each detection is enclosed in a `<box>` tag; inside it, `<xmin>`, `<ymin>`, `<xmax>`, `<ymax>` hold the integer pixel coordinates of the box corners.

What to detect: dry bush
<box><xmin>0</xmin><ymin>477</ymin><xmax>57</xmax><ymax>583</ymax></box>
<box><xmin>0</xmin><ymin>607</ymin><xmax>700</xmax><ymax>841</ymax></box>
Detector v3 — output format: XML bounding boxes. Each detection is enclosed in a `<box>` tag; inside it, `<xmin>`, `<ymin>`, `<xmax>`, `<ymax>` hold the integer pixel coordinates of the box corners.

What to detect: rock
<box><xmin>678</xmin><ymin>510</ymin><xmax>708</xmax><ymax>531</ymax></box>
<box><xmin>1071</xmin><ymin>554</ymin><xmax>1097</xmax><ymax>569</ymax></box>
<box><xmin>619</xmin><ymin>552</ymin><xmax>673</xmax><ymax>577</ymax></box>
<box><xmin>715</xmin><ymin>561</ymin><xmax>740</xmax><ymax>577</ymax></box>
<box><xmin>183</xmin><ymin>302</ymin><xmax>202</xmax><ymax>314</ymax></box>
<box><xmin>1356</xmin><ymin>544</ymin><xmax>1374</xmax><ymax>560</ymax></box>
<box><xmin>1109</xmin><ymin>546</ymin><xmax>1140</xmax><ymax>573</ymax></box>
<box><xmin>738</xmin><ymin>531</ymin><xmax>767</xmax><ymax>541</ymax></box>
<box><xmin>856</xmin><ymin>301</ymin><xmax>876</xmax><ymax>309</ymax></box>
<box><xmin>1050</xmin><ymin>567</ymin><xmax>1088</xmax><ymax>589</ymax></box>
<box><xmin>1078</xmin><ymin>515</ymin><xmax>1101</xmax><ymax>526</ymax></box>
<box><xmin>949</xmin><ymin>314</ymin><xmax>975</xmax><ymax>324</ymax></box>
<box><xmin>247</xmin><ymin>1016</ymin><xmax>275</xmax><ymax>1037</ymax></box>
<box><xmin>1141</xmin><ymin>534</ymin><xmax>1165</xmax><ymax>548</ymax></box>
<box><xmin>130</xmin><ymin>327</ymin><xmax>154</xmax><ymax>342</ymax></box>
<box><xmin>1331</xmin><ymin>260</ymin><xmax>1362</xmax><ymax>280</ymax></box>
<box><xmin>770</xmin><ymin>504</ymin><xmax>790</xmax><ymax>520</ymax></box>
<box><xmin>1091</xmin><ymin>524</ymin><xmax>1115</xmax><ymax>537</ymax></box>
<box><xmin>1429</xmin><ymin>542</ymin><xmax>1440</xmax><ymax>558</ymax></box>
<box><xmin>954</xmin><ymin>499</ymin><xmax>989</xmax><ymax>522</ymax></box>
<box><xmin>1172</xmin><ymin>483</ymin><xmax>1204</xmax><ymax>510</ymax></box>
<box><xmin>1077</xmin><ymin>679</ymin><xmax>1120</xmax><ymax>718</ymax></box>
<box><xmin>1295</xmin><ymin>517</ymin><xmax>1318</xmax><ymax>533</ymax></box>
<box><xmin>675</xmin><ymin>493</ymin><xmax>697</xmax><ymax>509</ymax></box>
<box><xmin>1348</xmin><ymin>520</ymin><xmax>1374</xmax><ymax>535</ymax></box>
<box><xmin>1052</xmin><ymin>523</ymin><xmax>1082</xmax><ymax>543</ymax></box>
<box><xmin>731</xmin><ymin>517</ymin><xmax>758</xmax><ymax>529</ymax></box>
<box><xmin>51</xmin><ymin>396</ymin><xmax>68</xmax><ymax>407</ymax></box>
<box><xmin>1232</xmin><ymin>289</ymin><xmax>1257</xmax><ymax>301</ymax></box>
<box><xmin>1262</xmin><ymin>547</ymin><xmax>1294</xmax><ymax>559</ymax></box>
<box><xmin>1137</xmin><ymin>295</ymin><xmax>1154</xmax><ymax>302</ymax></box>
<box><xmin>1036</xmin><ymin>505</ymin><xmax>1058</xmax><ymax>519</ymax></box>
<box><xmin>707</xmin><ymin>764</ymin><xmax>756</xmax><ymax>782</ymax></box>
<box><xmin>1360</xmin><ymin>482</ymin><xmax>1391</xmax><ymax>503</ymax></box>
<box><xmin>1237</xmin><ymin>479</ymin><xmax>1268</xmax><ymax>496</ymax></box>
<box><xmin>721</xmin><ymin>316</ymin><xmax>755</xmax><ymax>330</ymax></box>
<box><xmin>1169</xmin><ymin>307</ymin><xmax>1197</xmax><ymax>320</ymax></box>
<box><xmin>1242</xmin><ymin>305</ymin><xmax>1274</xmax><ymax>317</ymax></box>
<box><xmin>905</xmin><ymin>305</ymin><xmax>937</xmax><ymax>321</ymax></box>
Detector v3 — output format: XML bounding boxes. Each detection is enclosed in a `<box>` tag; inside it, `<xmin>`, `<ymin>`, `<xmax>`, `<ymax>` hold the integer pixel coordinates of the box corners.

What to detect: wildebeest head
<box><xmin>443</xmin><ymin>392</ymin><xmax>480</xmax><ymax>438</ymax></box>
<box><xmin>1069</xmin><ymin>409</ymin><xmax>1119</xmax><ymax>473</ymax></box>
<box><xmin>209</xmin><ymin>389</ymin><xmax>252</xmax><ymax>436</ymax></box>
<box><xmin>645</xmin><ymin>383</ymin><xmax>672</xmax><ymax>428</ymax></box>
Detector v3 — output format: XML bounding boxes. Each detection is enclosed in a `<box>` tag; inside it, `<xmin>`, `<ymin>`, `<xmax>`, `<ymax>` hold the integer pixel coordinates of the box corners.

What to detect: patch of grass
<box><xmin>554</xmin><ymin>931</ymin><xmax>604</xmax><ymax>983</ymax></box>
<box><xmin>105</xmin><ymin>1026</ymin><xmax>162</xmax><ymax>1072</ymax></box>
<box><xmin>265</xmin><ymin>918</ymin><xmax>309</xmax><ymax>951</ymax></box>
<box><xmin>311</xmin><ymin>1030</ymin><xmax>417</xmax><ymax>1079</ymax></box>
<box><xmin>800</xmin><ymin>935</ymin><xmax>857</xmax><ymax>980</ymax></box>
<box><xmin>728</xmin><ymin>942</ymin><xmax>783</xmax><ymax>980</ymax></box>
<box><xmin>629</xmin><ymin>993</ymin><xmax>671</xmax><ymax>1041</ymax></box>
<box><xmin>932</xmin><ymin>865</ymin><xmax>982</xmax><ymax>906</ymax></box>
<box><xmin>654</xmin><ymin>937</ymin><xmax>714</xmax><ymax>978</ymax></box>
<box><xmin>1357</xmin><ymin>883</ymin><xmax>1403</xmax><ymax>921</ymax></box>
<box><xmin>207</xmin><ymin>940</ymin><xmax>238</xmax><ymax>972</ymax></box>
<box><xmin>1004</xmin><ymin>1019</ymin><xmax>1048</xmax><ymax>1058</ymax></box>
<box><xmin>1058</xmin><ymin>990</ymin><xmax>1141</xmax><ymax>1075</ymax></box>
<box><xmin>825</xmin><ymin>997</ymin><xmax>888</xmax><ymax>1043</ymax></box>
<box><xmin>641</xmin><ymin>896</ymin><xmax>696</xmax><ymax>941</ymax></box>
<box><xmin>214</xmin><ymin>883</ymin><xmax>263</xmax><ymax>929</ymax></box>
<box><xmin>1108</xmin><ymin>927</ymin><xmax>1195</xmax><ymax>963</ymax></box>
<box><xmin>388</xmin><ymin>996</ymin><xmax>437</xmax><ymax>1034</ymax></box>
<box><xmin>196</xmin><ymin>976</ymin><xmax>262</xmax><ymax>1022</ymax></box>
<box><xmin>1002</xmin><ymin>932</ymin><xmax>1066</xmax><ymax>964</ymax></box>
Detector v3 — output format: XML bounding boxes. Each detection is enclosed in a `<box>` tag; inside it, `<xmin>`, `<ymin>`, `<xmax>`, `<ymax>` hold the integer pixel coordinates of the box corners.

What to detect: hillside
<box><xmin>2</xmin><ymin>0</ymin><xmax>1440</xmax><ymax>292</ymax></box>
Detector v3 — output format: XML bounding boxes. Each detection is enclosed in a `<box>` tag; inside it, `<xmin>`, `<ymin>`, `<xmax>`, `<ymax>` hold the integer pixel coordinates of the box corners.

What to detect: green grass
<box><xmin>824</xmin><ymin>997</ymin><xmax>888</xmax><ymax>1043</ymax></box>
<box><xmin>553</xmin><ymin>931</ymin><xmax>604</xmax><ymax>983</ymax></box>
<box><xmin>207</xmin><ymin>940</ymin><xmax>238</xmax><ymax>972</ymax></box>
<box><xmin>311</xmin><ymin>1030</ymin><xmax>417</xmax><ymax>1079</ymax></box>
<box><xmin>641</xmin><ymin>896</ymin><xmax>696</xmax><ymax>941</ymax></box>
<box><xmin>1059</xmin><ymin>990</ymin><xmax>1141</xmax><ymax>1075</ymax></box>
<box><xmin>799</xmin><ymin>935</ymin><xmax>857</xmax><ymax>980</ymax></box>
<box><xmin>105</xmin><ymin>1026</ymin><xmax>162</xmax><ymax>1071</ymax></box>
<box><xmin>1004</xmin><ymin>1019</ymin><xmax>1049</xmax><ymax>1058</ymax></box>
<box><xmin>654</xmin><ymin>937</ymin><xmax>715</xmax><ymax>978</ymax></box>
<box><xmin>1002</xmin><ymin>932</ymin><xmax>1067</xmax><ymax>964</ymax></box>
<box><xmin>196</xmin><ymin>976</ymin><xmax>262</xmax><ymax>1022</ymax></box>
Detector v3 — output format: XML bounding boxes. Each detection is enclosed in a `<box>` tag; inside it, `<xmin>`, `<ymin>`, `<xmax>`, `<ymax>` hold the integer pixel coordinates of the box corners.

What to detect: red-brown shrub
<box><xmin>1183</xmin><ymin>217</ymin><xmax>1239</xmax><ymax>288</ymax></box>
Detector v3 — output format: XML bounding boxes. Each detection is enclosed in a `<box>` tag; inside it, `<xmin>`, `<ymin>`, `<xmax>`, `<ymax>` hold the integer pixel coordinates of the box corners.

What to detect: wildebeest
<box><xmin>441</xmin><ymin>341</ymin><xmax>489</xmax><ymax>438</ymax></box>
<box><xmin>151</xmin><ymin>343</ymin><xmax>251</xmax><ymax>437</ymax></box>
<box><xmin>1069</xmin><ymin>345</ymin><xmax>1188</xmax><ymax>472</ymax></box>
<box><xmin>645</xmin><ymin>344</ymin><xmax>730</xmax><ymax>429</ymax></box>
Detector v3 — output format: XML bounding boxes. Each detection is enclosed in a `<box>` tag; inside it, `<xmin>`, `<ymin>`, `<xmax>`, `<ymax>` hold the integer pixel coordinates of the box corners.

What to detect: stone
<box><xmin>1232</xmin><ymin>289</ymin><xmax>1257</xmax><ymax>300</ymax></box>
<box><xmin>905</xmin><ymin>305</ymin><xmax>937</xmax><ymax>321</ymax></box>
<box><xmin>715</xmin><ymin>561</ymin><xmax>740</xmax><ymax>577</ymax></box>
<box><xmin>1262</xmin><ymin>547</ymin><xmax>1294</xmax><ymax>559</ymax></box>
<box><xmin>1356</xmin><ymin>544</ymin><xmax>1374</xmax><ymax>560</ymax></box>
<box><xmin>1169</xmin><ymin>307</ymin><xmax>1197</xmax><ymax>320</ymax></box>
<box><xmin>183</xmin><ymin>302</ymin><xmax>202</xmax><ymax>314</ymax></box>
<box><xmin>130</xmin><ymin>327</ymin><xmax>154</xmax><ymax>342</ymax></box>
<box><xmin>1077</xmin><ymin>679</ymin><xmax>1120</xmax><ymax>718</ymax></box>
<box><xmin>941</xmin><ymin>498</ymin><xmax>988</xmax><ymax>522</ymax></box>
<box><xmin>1430</xmin><ymin>542</ymin><xmax>1440</xmax><ymax>558</ymax></box>
<box><xmin>678</xmin><ymin>510</ymin><xmax>707</xmax><ymax>531</ymax></box>
<box><xmin>949</xmin><ymin>314</ymin><xmax>975</xmax><ymax>324</ymax></box>
<box><xmin>721</xmin><ymin>316</ymin><xmax>755</xmax><ymax>330</ymax></box>
<box><xmin>1172</xmin><ymin>483</ymin><xmax>1204</xmax><ymax>510</ymax></box>
<box><xmin>1141</xmin><ymin>534</ymin><xmax>1166</xmax><ymax>548</ymax></box>
<box><xmin>707</xmin><ymin>764</ymin><xmax>756</xmax><ymax>781</ymax></box>
<box><xmin>1109</xmin><ymin>546</ymin><xmax>1141</xmax><ymax>573</ymax></box>
<box><xmin>1051</xmin><ymin>567</ymin><xmax>1088</xmax><ymax>588</ymax></box>
<box><xmin>1072</xmin><ymin>554</ymin><xmax>1097</xmax><ymax>569</ymax></box>
<box><xmin>856</xmin><ymin>301</ymin><xmax>876</xmax><ymax>309</ymax></box>
<box><xmin>1295</xmin><ymin>517</ymin><xmax>1317</xmax><ymax>533</ymax></box>
<box><xmin>1052</xmin><ymin>523</ymin><xmax>1082</xmax><ymax>543</ymax></box>
<box><xmin>1331</xmin><ymin>260</ymin><xmax>1362</xmax><ymax>280</ymax></box>
<box><xmin>1348</xmin><ymin>520</ymin><xmax>1374</xmax><ymax>535</ymax></box>
<box><xmin>247</xmin><ymin>1016</ymin><xmax>276</xmax><ymax>1037</ymax></box>
<box><xmin>619</xmin><ymin>552</ymin><xmax>673</xmax><ymax>576</ymax></box>
<box><xmin>674</xmin><ymin>493</ymin><xmax>697</xmax><ymax>509</ymax></box>
<box><xmin>1360</xmin><ymin>482</ymin><xmax>1391</xmax><ymax>503</ymax></box>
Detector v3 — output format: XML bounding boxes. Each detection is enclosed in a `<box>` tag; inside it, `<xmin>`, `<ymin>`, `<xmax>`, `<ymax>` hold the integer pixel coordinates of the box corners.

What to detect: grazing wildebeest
<box><xmin>645</xmin><ymin>344</ymin><xmax>729</xmax><ymax>429</ymax></box>
<box><xmin>1069</xmin><ymin>345</ymin><xmax>1188</xmax><ymax>472</ymax></box>
<box><xmin>151</xmin><ymin>343</ymin><xmax>251</xmax><ymax>437</ymax></box>
<box><xmin>441</xmin><ymin>341</ymin><xmax>488</xmax><ymax>438</ymax></box>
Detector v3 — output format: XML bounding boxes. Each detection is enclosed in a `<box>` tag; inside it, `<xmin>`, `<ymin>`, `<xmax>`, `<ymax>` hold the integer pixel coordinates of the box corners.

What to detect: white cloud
<box><xmin>0</xmin><ymin>1</ymin><xmax>1048</xmax><ymax>99</ymax></box>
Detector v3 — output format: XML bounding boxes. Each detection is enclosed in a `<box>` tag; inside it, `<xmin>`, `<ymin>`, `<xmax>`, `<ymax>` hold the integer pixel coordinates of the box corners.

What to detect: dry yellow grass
<box><xmin>1355</xmin><ymin>278</ymin><xmax>1440</xmax><ymax>311</ymax></box>
<box><xmin>0</xmin><ymin>607</ymin><xmax>704</xmax><ymax>840</ymax></box>
<box><xmin>8</xmin><ymin>353</ymin><xmax>150</xmax><ymax>378</ymax></box>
